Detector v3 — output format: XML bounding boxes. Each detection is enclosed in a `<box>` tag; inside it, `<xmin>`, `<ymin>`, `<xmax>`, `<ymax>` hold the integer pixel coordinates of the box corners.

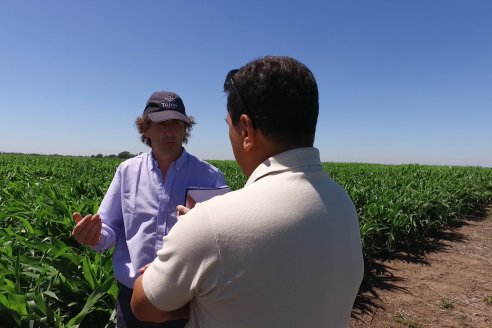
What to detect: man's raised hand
<box><xmin>72</xmin><ymin>212</ymin><xmax>102</xmax><ymax>246</ymax></box>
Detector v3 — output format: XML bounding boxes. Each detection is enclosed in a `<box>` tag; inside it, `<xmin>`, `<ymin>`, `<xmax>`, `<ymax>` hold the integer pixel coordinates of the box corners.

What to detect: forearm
<box><xmin>131</xmin><ymin>275</ymin><xmax>189</xmax><ymax>322</ymax></box>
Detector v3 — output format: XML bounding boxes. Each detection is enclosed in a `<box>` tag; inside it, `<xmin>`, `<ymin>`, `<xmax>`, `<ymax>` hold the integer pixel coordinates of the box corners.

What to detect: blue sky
<box><xmin>1</xmin><ymin>1</ymin><xmax>491</xmax><ymax>167</ymax></box>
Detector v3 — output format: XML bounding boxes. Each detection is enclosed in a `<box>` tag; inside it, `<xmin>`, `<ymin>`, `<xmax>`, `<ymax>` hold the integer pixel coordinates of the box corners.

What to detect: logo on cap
<box><xmin>161</xmin><ymin>102</ymin><xmax>178</xmax><ymax>108</ymax></box>
<box><xmin>160</xmin><ymin>95</ymin><xmax>178</xmax><ymax>109</ymax></box>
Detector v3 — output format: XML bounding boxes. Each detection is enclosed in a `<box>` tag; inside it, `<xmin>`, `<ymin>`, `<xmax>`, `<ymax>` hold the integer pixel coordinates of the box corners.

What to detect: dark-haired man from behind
<box><xmin>132</xmin><ymin>56</ymin><xmax>364</xmax><ymax>327</ymax></box>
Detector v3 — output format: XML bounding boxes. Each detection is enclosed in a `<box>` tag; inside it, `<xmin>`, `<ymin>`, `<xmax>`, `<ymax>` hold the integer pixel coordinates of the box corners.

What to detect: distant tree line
<box><xmin>91</xmin><ymin>151</ymin><xmax>139</xmax><ymax>159</ymax></box>
<box><xmin>0</xmin><ymin>151</ymin><xmax>139</xmax><ymax>159</ymax></box>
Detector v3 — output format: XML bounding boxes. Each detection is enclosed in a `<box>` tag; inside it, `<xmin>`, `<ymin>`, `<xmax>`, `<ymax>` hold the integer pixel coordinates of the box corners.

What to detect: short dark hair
<box><xmin>224</xmin><ymin>56</ymin><xmax>319</xmax><ymax>147</ymax></box>
<box><xmin>135</xmin><ymin>115</ymin><xmax>196</xmax><ymax>147</ymax></box>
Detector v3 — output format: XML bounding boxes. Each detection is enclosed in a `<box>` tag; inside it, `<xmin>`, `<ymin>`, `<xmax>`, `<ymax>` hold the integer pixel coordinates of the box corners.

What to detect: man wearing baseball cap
<box><xmin>144</xmin><ymin>91</ymin><xmax>191</xmax><ymax>123</ymax></box>
<box><xmin>72</xmin><ymin>91</ymin><xmax>227</xmax><ymax>327</ymax></box>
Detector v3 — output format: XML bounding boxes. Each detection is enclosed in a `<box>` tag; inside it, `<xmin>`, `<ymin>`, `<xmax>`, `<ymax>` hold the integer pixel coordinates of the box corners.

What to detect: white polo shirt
<box><xmin>143</xmin><ymin>147</ymin><xmax>364</xmax><ymax>328</ymax></box>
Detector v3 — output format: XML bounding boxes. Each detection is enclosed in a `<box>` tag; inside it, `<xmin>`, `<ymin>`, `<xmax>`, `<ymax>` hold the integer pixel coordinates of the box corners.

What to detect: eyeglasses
<box><xmin>225</xmin><ymin>69</ymin><xmax>256</xmax><ymax>128</ymax></box>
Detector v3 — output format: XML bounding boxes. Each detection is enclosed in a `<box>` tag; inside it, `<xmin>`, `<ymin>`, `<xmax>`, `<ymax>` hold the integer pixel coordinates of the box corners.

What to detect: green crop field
<box><xmin>1</xmin><ymin>154</ymin><xmax>491</xmax><ymax>327</ymax></box>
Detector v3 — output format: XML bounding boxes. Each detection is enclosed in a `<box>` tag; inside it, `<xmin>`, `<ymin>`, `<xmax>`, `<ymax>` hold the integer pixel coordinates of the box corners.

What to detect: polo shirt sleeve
<box><xmin>142</xmin><ymin>203</ymin><xmax>220</xmax><ymax>311</ymax></box>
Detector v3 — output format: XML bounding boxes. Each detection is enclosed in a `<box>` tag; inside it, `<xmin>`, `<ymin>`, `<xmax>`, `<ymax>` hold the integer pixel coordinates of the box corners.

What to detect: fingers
<box><xmin>72</xmin><ymin>213</ymin><xmax>101</xmax><ymax>246</ymax></box>
<box><xmin>176</xmin><ymin>205</ymin><xmax>190</xmax><ymax>218</ymax></box>
<box><xmin>85</xmin><ymin>215</ymin><xmax>102</xmax><ymax>246</ymax></box>
<box><xmin>73</xmin><ymin>212</ymin><xmax>83</xmax><ymax>224</ymax></box>
<box><xmin>72</xmin><ymin>213</ymin><xmax>91</xmax><ymax>237</ymax></box>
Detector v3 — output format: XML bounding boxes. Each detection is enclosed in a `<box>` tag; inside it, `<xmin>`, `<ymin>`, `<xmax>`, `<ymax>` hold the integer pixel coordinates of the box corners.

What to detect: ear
<box><xmin>239</xmin><ymin>114</ymin><xmax>256</xmax><ymax>151</ymax></box>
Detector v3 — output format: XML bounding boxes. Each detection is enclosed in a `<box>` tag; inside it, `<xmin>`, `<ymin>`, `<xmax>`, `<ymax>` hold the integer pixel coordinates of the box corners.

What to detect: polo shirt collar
<box><xmin>246</xmin><ymin>147</ymin><xmax>322</xmax><ymax>186</ymax></box>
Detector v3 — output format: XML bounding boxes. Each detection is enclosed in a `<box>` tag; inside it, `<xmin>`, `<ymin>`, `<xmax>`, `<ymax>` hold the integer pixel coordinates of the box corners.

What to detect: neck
<box><xmin>152</xmin><ymin>147</ymin><xmax>183</xmax><ymax>176</ymax></box>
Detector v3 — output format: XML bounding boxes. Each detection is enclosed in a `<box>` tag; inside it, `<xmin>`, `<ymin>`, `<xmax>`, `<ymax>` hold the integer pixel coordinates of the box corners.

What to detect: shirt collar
<box><xmin>245</xmin><ymin>147</ymin><xmax>322</xmax><ymax>187</ymax></box>
<box><xmin>174</xmin><ymin>147</ymin><xmax>188</xmax><ymax>171</ymax></box>
<box><xmin>148</xmin><ymin>148</ymin><xmax>189</xmax><ymax>171</ymax></box>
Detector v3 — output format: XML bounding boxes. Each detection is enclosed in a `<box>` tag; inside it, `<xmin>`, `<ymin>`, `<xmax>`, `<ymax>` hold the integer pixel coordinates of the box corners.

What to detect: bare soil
<box><xmin>350</xmin><ymin>205</ymin><xmax>492</xmax><ymax>328</ymax></box>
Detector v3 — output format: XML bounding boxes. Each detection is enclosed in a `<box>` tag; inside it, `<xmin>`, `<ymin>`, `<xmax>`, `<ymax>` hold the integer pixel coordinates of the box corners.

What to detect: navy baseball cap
<box><xmin>143</xmin><ymin>91</ymin><xmax>191</xmax><ymax>124</ymax></box>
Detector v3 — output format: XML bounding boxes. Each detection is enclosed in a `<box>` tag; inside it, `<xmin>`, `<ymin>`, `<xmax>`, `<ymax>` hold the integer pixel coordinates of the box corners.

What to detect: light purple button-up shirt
<box><xmin>92</xmin><ymin>149</ymin><xmax>227</xmax><ymax>288</ymax></box>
